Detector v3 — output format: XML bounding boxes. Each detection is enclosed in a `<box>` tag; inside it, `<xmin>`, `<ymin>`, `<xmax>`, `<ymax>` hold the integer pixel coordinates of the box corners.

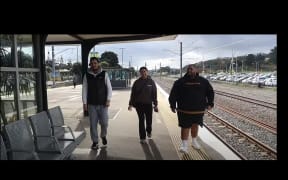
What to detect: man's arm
<box><xmin>206</xmin><ymin>80</ymin><xmax>214</xmax><ymax>109</ymax></box>
<box><xmin>128</xmin><ymin>81</ymin><xmax>137</xmax><ymax>106</ymax></box>
<box><xmin>82</xmin><ymin>74</ymin><xmax>88</xmax><ymax>111</ymax></box>
<box><xmin>152</xmin><ymin>80</ymin><xmax>158</xmax><ymax>107</ymax></box>
<box><xmin>105</xmin><ymin>72</ymin><xmax>112</xmax><ymax>101</ymax></box>
<box><xmin>168</xmin><ymin>81</ymin><xmax>178</xmax><ymax>113</ymax></box>
<box><xmin>105</xmin><ymin>72</ymin><xmax>112</xmax><ymax>107</ymax></box>
<box><xmin>82</xmin><ymin>74</ymin><xmax>88</xmax><ymax>104</ymax></box>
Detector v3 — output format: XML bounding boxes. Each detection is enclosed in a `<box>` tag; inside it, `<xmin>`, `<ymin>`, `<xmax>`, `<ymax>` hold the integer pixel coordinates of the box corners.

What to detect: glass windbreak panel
<box><xmin>122</xmin><ymin>70</ymin><xmax>128</xmax><ymax>80</ymax></box>
<box><xmin>0</xmin><ymin>34</ymin><xmax>14</xmax><ymax>67</ymax></box>
<box><xmin>0</xmin><ymin>72</ymin><xmax>17</xmax><ymax>124</ymax></box>
<box><xmin>19</xmin><ymin>72</ymin><xmax>37</xmax><ymax>119</ymax></box>
<box><xmin>0</xmin><ymin>113</ymin><xmax>3</xmax><ymax>131</ymax></box>
<box><xmin>110</xmin><ymin>69</ymin><xmax>124</xmax><ymax>80</ymax></box>
<box><xmin>0</xmin><ymin>111</ymin><xmax>3</xmax><ymax>131</ymax></box>
<box><xmin>17</xmin><ymin>35</ymin><xmax>35</xmax><ymax>68</ymax></box>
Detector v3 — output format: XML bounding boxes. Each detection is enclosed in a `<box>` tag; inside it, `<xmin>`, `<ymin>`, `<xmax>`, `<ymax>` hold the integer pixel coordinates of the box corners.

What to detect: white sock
<box><xmin>182</xmin><ymin>140</ymin><xmax>188</xmax><ymax>147</ymax></box>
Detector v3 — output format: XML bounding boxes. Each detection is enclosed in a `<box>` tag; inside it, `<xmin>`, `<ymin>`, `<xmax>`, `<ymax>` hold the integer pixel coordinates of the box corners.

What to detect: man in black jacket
<box><xmin>169</xmin><ymin>64</ymin><xmax>214</xmax><ymax>153</ymax></box>
<box><xmin>128</xmin><ymin>67</ymin><xmax>158</xmax><ymax>144</ymax></box>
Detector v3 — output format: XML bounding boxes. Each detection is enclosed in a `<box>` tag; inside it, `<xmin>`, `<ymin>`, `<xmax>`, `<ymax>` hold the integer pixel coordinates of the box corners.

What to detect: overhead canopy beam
<box><xmin>68</xmin><ymin>34</ymin><xmax>85</xmax><ymax>42</ymax></box>
<box><xmin>45</xmin><ymin>34</ymin><xmax>177</xmax><ymax>45</ymax></box>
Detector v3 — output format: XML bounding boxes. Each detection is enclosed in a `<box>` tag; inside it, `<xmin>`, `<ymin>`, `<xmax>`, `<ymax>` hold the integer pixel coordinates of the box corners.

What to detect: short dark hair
<box><xmin>139</xmin><ymin>66</ymin><xmax>148</xmax><ymax>71</ymax></box>
<box><xmin>90</xmin><ymin>57</ymin><xmax>100</xmax><ymax>63</ymax></box>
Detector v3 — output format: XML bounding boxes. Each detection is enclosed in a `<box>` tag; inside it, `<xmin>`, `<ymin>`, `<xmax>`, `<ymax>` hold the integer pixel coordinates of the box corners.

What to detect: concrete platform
<box><xmin>52</xmin><ymin>82</ymin><xmax>240</xmax><ymax>160</ymax></box>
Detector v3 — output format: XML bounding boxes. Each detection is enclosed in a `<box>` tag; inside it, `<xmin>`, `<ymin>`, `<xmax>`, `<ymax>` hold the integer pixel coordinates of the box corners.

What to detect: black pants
<box><xmin>135</xmin><ymin>103</ymin><xmax>153</xmax><ymax>139</ymax></box>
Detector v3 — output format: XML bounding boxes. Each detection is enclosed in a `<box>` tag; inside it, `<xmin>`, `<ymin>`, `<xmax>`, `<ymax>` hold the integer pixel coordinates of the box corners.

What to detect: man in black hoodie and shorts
<box><xmin>169</xmin><ymin>64</ymin><xmax>214</xmax><ymax>153</ymax></box>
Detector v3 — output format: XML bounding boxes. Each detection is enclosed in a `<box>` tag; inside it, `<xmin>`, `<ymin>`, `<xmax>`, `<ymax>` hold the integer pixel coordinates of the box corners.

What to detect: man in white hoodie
<box><xmin>82</xmin><ymin>57</ymin><xmax>112</xmax><ymax>150</ymax></box>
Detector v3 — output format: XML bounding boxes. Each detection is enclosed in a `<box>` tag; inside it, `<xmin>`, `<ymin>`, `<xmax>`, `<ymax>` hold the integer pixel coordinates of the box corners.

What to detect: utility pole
<box><xmin>160</xmin><ymin>62</ymin><xmax>161</xmax><ymax>79</ymax></box>
<box><xmin>120</xmin><ymin>48</ymin><xmax>125</xmax><ymax>67</ymax></box>
<box><xmin>180</xmin><ymin>42</ymin><xmax>183</xmax><ymax>77</ymax></box>
<box><xmin>202</xmin><ymin>61</ymin><xmax>205</xmax><ymax>74</ymax></box>
<box><xmin>202</xmin><ymin>54</ymin><xmax>205</xmax><ymax>74</ymax></box>
<box><xmin>231</xmin><ymin>51</ymin><xmax>234</xmax><ymax>74</ymax></box>
<box><xmin>235</xmin><ymin>51</ymin><xmax>238</xmax><ymax>74</ymax></box>
<box><xmin>235</xmin><ymin>56</ymin><xmax>238</xmax><ymax>74</ymax></box>
<box><xmin>76</xmin><ymin>46</ymin><xmax>78</xmax><ymax>63</ymax></box>
<box><xmin>52</xmin><ymin>45</ymin><xmax>55</xmax><ymax>87</ymax></box>
<box><xmin>164</xmin><ymin>41</ymin><xmax>200</xmax><ymax>77</ymax></box>
<box><xmin>242</xmin><ymin>59</ymin><xmax>244</xmax><ymax>73</ymax></box>
<box><xmin>129</xmin><ymin>56</ymin><xmax>132</xmax><ymax>68</ymax></box>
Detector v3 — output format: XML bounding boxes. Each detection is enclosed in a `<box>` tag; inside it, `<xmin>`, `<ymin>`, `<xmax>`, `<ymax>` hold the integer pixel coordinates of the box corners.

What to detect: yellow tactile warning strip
<box><xmin>171</xmin><ymin>134</ymin><xmax>210</xmax><ymax>160</ymax></box>
<box><xmin>157</xmin><ymin>90</ymin><xmax>211</xmax><ymax>160</ymax></box>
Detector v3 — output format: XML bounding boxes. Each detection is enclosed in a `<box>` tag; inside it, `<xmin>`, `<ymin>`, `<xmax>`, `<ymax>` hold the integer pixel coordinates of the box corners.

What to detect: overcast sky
<box><xmin>45</xmin><ymin>34</ymin><xmax>276</xmax><ymax>70</ymax></box>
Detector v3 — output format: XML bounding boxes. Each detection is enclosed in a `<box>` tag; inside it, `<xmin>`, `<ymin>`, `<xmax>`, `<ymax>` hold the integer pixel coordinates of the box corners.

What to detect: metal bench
<box><xmin>47</xmin><ymin>106</ymin><xmax>86</xmax><ymax>145</ymax></box>
<box><xmin>3</xmin><ymin>118</ymin><xmax>64</xmax><ymax>160</ymax></box>
<box><xmin>29</xmin><ymin>111</ymin><xmax>78</xmax><ymax>159</ymax></box>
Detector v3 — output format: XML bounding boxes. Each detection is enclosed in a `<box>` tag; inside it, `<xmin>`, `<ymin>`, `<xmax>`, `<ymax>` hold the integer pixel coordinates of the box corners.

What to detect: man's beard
<box><xmin>188</xmin><ymin>72</ymin><xmax>198</xmax><ymax>79</ymax></box>
<box><xmin>189</xmin><ymin>74</ymin><xmax>196</xmax><ymax>79</ymax></box>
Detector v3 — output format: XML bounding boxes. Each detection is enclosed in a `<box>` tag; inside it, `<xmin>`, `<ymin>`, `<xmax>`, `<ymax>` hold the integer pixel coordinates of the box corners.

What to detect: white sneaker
<box><xmin>179</xmin><ymin>141</ymin><xmax>189</xmax><ymax>153</ymax></box>
<box><xmin>179</xmin><ymin>145</ymin><xmax>189</xmax><ymax>153</ymax></box>
<box><xmin>140</xmin><ymin>139</ymin><xmax>147</xmax><ymax>144</ymax></box>
<box><xmin>192</xmin><ymin>138</ymin><xmax>201</xmax><ymax>150</ymax></box>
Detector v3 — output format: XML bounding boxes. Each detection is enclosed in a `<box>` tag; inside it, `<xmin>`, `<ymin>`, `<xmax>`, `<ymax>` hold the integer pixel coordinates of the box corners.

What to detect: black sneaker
<box><xmin>91</xmin><ymin>142</ymin><xmax>98</xmax><ymax>150</ymax></box>
<box><xmin>140</xmin><ymin>139</ymin><xmax>147</xmax><ymax>144</ymax></box>
<box><xmin>147</xmin><ymin>133</ymin><xmax>152</xmax><ymax>139</ymax></box>
<box><xmin>102</xmin><ymin>136</ymin><xmax>107</xmax><ymax>146</ymax></box>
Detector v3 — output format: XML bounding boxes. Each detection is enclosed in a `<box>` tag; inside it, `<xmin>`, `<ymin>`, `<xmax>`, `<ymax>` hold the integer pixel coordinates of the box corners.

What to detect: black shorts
<box><xmin>177</xmin><ymin>112</ymin><xmax>204</xmax><ymax>128</ymax></box>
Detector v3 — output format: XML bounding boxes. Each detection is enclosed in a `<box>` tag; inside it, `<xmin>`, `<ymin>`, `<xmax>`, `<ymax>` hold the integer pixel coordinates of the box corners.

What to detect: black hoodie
<box><xmin>129</xmin><ymin>76</ymin><xmax>158</xmax><ymax>106</ymax></box>
<box><xmin>169</xmin><ymin>73</ymin><xmax>214</xmax><ymax>111</ymax></box>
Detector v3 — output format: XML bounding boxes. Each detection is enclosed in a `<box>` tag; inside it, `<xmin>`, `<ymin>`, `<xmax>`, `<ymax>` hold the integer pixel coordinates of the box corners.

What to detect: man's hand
<box><xmin>83</xmin><ymin>104</ymin><xmax>88</xmax><ymax>111</ymax></box>
<box><xmin>207</xmin><ymin>105</ymin><xmax>212</xmax><ymax>111</ymax></box>
<box><xmin>128</xmin><ymin>105</ymin><xmax>133</xmax><ymax>111</ymax></box>
<box><xmin>154</xmin><ymin>106</ymin><xmax>159</xmax><ymax>112</ymax></box>
<box><xmin>171</xmin><ymin>107</ymin><xmax>176</xmax><ymax>113</ymax></box>
<box><xmin>106</xmin><ymin>100</ymin><xmax>110</xmax><ymax>107</ymax></box>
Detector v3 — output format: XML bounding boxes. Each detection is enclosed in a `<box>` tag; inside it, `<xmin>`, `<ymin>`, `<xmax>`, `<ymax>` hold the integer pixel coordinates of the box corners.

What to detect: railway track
<box><xmin>153</xmin><ymin>76</ymin><xmax>277</xmax><ymax>160</ymax></box>
<box><xmin>214</xmin><ymin>90</ymin><xmax>277</xmax><ymax>110</ymax></box>
<box><xmin>205</xmin><ymin>111</ymin><xmax>277</xmax><ymax>160</ymax></box>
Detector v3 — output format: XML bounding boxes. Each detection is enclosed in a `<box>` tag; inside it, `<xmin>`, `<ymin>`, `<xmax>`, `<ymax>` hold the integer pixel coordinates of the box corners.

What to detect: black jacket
<box><xmin>169</xmin><ymin>73</ymin><xmax>214</xmax><ymax>111</ymax></box>
<box><xmin>129</xmin><ymin>76</ymin><xmax>158</xmax><ymax>106</ymax></box>
<box><xmin>86</xmin><ymin>71</ymin><xmax>107</xmax><ymax>105</ymax></box>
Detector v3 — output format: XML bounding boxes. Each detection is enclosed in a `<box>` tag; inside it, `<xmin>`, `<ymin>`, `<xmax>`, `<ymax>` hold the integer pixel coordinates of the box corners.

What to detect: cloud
<box><xmin>45</xmin><ymin>34</ymin><xmax>276</xmax><ymax>70</ymax></box>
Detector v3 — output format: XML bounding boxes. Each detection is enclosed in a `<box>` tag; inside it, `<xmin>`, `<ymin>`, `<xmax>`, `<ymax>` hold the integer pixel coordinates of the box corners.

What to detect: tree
<box><xmin>0</xmin><ymin>48</ymin><xmax>9</xmax><ymax>66</ymax></box>
<box><xmin>161</xmin><ymin>66</ymin><xmax>171</xmax><ymax>73</ymax></box>
<box><xmin>100</xmin><ymin>51</ymin><xmax>119</xmax><ymax>67</ymax></box>
<box><xmin>66</xmin><ymin>62</ymin><xmax>72</xmax><ymax>69</ymax></box>
<box><xmin>18</xmin><ymin>50</ymin><xmax>33</xmax><ymax>68</ymax></box>
<box><xmin>268</xmin><ymin>46</ymin><xmax>277</xmax><ymax>64</ymax></box>
<box><xmin>100</xmin><ymin>61</ymin><xmax>109</xmax><ymax>68</ymax></box>
<box><xmin>70</xmin><ymin>62</ymin><xmax>82</xmax><ymax>77</ymax></box>
<box><xmin>246</xmin><ymin>54</ymin><xmax>256</xmax><ymax>66</ymax></box>
<box><xmin>255</xmin><ymin>53</ymin><xmax>266</xmax><ymax>64</ymax></box>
